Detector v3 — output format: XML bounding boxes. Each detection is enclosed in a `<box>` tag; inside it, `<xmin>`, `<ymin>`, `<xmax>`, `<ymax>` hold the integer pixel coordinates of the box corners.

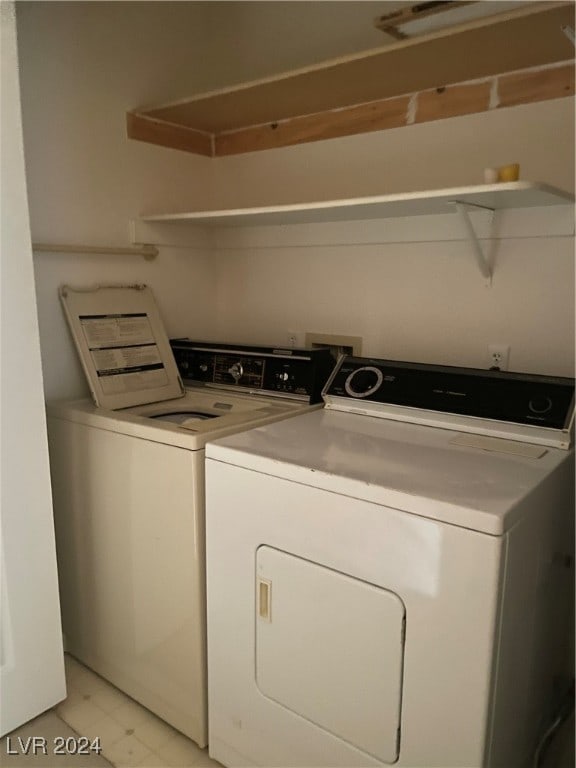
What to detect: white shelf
<box><xmin>140</xmin><ymin>182</ymin><xmax>574</xmax><ymax>228</ymax></box>
<box><xmin>135</xmin><ymin>182</ymin><xmax>574</xmax><ymax>284</ymax></box>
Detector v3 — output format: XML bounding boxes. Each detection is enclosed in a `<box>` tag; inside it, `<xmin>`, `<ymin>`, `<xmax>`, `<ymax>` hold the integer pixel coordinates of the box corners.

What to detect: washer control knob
<box><xmin>529</xmin><ymin>396</ymin><xmax>553</xmax><ymax>414</ymax></box>
<box><xmin>344</xmin><ymin>366</ymin><xmax>384</xmax><ymax>398</ymax></box>
<box><xmin>228</xmin><ymin>362</ymin><xmax>243</xmax><ymax>382</ymax></box>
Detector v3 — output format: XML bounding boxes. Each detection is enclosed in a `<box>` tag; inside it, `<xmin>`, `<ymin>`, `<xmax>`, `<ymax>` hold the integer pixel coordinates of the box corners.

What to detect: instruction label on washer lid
<box><xmin>80</xmin><ymin>313</ymin><xmax>169</xmax><ymax>394</ymax></box>
<box><xmin>81</xmin><ymin>313</ymin><xmax>154</xmax><ymax>347</ymax></box>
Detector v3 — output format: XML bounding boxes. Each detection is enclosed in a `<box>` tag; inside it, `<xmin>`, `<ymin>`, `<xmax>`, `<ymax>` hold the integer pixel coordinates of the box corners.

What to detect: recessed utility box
<box><xmin>305</xmin><ymin>333</ymin><xmax>363</xmax><ymax>362</ymax></box>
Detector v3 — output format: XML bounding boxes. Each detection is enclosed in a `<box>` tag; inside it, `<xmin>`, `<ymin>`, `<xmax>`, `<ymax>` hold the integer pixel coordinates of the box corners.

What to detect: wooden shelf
<box><xmin>139</xmin><ymin>182</ymin><xmax>574</xmax><ymax>228</ymax></box>
<box><xmin>127</xmin><ymin>1</ymin><xmax>575</xmax><ymax>157</ymax></box>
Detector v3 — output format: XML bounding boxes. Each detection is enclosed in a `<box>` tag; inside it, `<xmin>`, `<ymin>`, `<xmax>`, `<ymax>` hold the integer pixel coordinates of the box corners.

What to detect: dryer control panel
<box><xmin>323</xmin><ymin>356</ymin><xmax>575</xmax><ymax>446</ymax></box>
<box><xmin>170</xmin><ymin>339</ymin><xmax>334</xmax><ymax>404</ymax></box>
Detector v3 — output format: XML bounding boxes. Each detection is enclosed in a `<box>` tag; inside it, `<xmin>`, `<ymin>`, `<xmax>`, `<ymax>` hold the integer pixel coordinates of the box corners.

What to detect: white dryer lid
<box><xmin>60</xmin><ymin>283</ymin><xmax>184</xmax><ymax>409</ymax></box>
<box><xmin>205</xmin><ymin>408</ymin><xmax>573</xmax><ymax>535</ymax></box>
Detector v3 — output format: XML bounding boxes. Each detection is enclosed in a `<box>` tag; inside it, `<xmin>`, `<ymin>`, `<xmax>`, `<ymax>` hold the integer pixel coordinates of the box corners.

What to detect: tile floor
<box><xmin>1</xmin><ymin>654</ymin><xmax>222</xmax><ymax>768</ymax></box>
<box><xmin>2</xmin><ymin>653</ymin><xmax>573</xmax><ymax>767</ymax></box>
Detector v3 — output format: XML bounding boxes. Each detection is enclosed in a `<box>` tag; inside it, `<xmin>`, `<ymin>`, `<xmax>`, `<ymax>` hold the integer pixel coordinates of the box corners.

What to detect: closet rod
<box><xmin>32</xmin><ymin>242</ymin><xmax>158</xmax><ymax>260</ymax></box>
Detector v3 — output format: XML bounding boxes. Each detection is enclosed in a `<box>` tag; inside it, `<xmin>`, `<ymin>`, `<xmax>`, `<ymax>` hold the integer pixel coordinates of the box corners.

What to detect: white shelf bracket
<box><xmin>452</xmin><ymin>201</ymin><xmax>494</xmax><ymax>283</ymax></box>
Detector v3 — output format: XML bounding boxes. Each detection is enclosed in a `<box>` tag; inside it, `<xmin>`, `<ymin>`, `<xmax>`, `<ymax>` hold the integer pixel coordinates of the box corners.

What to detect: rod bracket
<box><xmin>33</xmin><ymin>242</ymin><xmax>159</xmax><ymax>260</ymax></box>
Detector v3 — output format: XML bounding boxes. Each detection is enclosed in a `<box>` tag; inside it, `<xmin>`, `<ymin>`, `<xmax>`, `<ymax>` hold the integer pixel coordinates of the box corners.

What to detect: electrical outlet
<box><xmin>488</xmin><ymin>344</ymin><xmax>510</xmax><ymax>371</ymax></box>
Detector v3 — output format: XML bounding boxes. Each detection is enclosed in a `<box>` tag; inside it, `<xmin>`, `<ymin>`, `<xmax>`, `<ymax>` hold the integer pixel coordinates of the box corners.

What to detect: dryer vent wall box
<box><xmin>205</xmin><ymin>354</ymin><xmax>574</xmax><ymax>768</ymax></box>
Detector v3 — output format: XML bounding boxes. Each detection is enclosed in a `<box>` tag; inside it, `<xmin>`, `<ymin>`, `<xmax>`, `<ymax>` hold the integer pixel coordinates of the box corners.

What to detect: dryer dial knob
<box><xmin>528</xmin><ymin>396</ymin><xmax>553</xmax><ymax>414</ymax></box>
<box><xmin>228</xmin><ymin>362</ymin><xmax>244</xmax><ymax>382</ymax></box>
<box><xmin>345</xmin><ymin>366</ymin><xmax>384</xmax><ymax>398</ymax></box>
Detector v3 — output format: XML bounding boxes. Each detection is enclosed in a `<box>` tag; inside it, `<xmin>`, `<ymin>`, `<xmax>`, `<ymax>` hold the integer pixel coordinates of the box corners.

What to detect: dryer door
<box><xmin>255</xmin><ymin>546</ymin><xmax>405</xmax><ymax>763</ymax></box>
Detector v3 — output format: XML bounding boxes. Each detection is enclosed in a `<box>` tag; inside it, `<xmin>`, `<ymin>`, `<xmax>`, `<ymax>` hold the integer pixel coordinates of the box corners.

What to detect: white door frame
<box><xmin>0</xmin><ymin>1</ymin><xmax>66</xmax><ymax>736</ymax></box>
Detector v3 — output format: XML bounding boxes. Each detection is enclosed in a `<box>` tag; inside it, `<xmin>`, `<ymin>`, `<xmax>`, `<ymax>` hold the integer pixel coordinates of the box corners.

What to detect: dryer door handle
<box><xmin>258</xmin><ymin>578</ymin><xmax>272</xmax><ymax>622</ymax></box>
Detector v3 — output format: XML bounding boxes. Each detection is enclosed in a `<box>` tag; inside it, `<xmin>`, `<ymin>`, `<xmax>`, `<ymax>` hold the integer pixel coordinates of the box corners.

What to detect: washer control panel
<box><xmin>170</xmin><ymin>339</ymin><xmax>334</xmax><ymax>404</ymax></box>
<box><xmin>324</xmin><ymin>356</ymin><xmax>575</xmax><ymax>431</ymax></box>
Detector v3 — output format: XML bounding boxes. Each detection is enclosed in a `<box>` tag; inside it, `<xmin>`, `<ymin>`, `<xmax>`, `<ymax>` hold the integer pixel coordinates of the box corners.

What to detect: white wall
<box><xmin>210</xmin><ymin>98</ymin><xmax>575</xmax><ymax>377</ymax></box>
<box><xmin>16</xmin><ymin>2</ymin><xmax>575</xmax><ymax>398</ymax></box>
<box><xmin>14</xmin><ymin>0</ymin><xmax>412</xmax><ymax>401</ymax></box>
<box><xmin>210</xmin><ymin>97</ymin><xmax>575</xmax><ymax>207</ymax></box>
<box><xmin>16</xmin><ymin>2</ymin><xmax>221</xmax><ymax>400</ymax></box>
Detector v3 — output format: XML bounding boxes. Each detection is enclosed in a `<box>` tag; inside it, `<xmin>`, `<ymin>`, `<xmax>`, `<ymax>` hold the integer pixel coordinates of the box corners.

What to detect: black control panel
<box><xmin>170</xmin><ymin>339</ymin><xmax>335</xmax><ymax>404</ymax></box>
<box><xmin>324</xmin><ymin>356</ymin><xmax>575</xmax><ymax>430</ymax></box>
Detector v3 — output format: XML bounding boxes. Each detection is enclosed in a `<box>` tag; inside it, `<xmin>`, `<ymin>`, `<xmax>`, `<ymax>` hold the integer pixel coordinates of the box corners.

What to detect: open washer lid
<box><xmin>60</xmin><ymin>283</ymin><xmax>184</xmax><ymax>409</ymax></box>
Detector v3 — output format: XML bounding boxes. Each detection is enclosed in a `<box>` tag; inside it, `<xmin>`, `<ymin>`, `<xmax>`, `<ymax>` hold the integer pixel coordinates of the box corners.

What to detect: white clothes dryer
<box><xmin>47</xmin><ymin>284</ymin><xmax>333</xmax><ymax>747</ymax></box>
<box><xmin>205</xmin><ymin>356</ymin><xmax>575</xmax><ymax>768</ymax></box>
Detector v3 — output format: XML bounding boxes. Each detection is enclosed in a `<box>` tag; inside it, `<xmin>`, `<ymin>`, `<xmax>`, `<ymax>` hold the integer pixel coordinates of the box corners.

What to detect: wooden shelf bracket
<box><xmin>452</xmin><ymin>201</ymin><xmax>495</xmax><ymax>283</ymax></box>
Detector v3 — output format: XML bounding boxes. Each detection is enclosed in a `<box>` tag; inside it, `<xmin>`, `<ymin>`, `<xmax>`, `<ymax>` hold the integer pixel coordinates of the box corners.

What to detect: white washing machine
<box><xmin>205</xmin><ymin>355</ymin><xmax>575</xmax><ymax>768</ymax></box>
<box><xmin>47</xmin><ymin>284</ymin><xmax>333</xmax><ymax>747</ymax></box>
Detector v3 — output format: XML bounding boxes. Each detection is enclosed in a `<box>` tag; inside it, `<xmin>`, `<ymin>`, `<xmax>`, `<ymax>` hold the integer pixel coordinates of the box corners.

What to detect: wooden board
<box><xmin>126</xmin><ymin>113</ymin><xmax>213</xmax><ymax>156</ymax></box>
<box><xmin>137</xmin><ymin>2</ymin><xmax>573</xmax><ymax>131</ymax></box>
<box><xmin>126</xmin><ymin>1</ymin><xmax>574</xmax><ymax>157</ymax></box>
<box><xmin>215</xmin><ymin>95</ymin><xmax>411</xmax><ymax>156</ymax></box>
